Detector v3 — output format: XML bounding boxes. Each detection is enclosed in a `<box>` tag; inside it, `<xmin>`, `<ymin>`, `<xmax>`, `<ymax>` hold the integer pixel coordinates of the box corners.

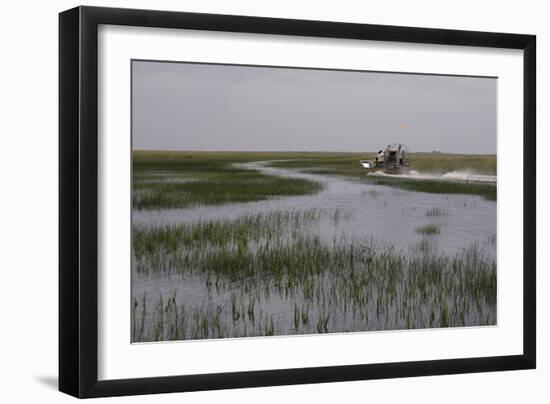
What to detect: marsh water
<box><xmin>132</xmin><ymin>162</ymin><xmax>497</xmax><ymax>341</ymax></box>
<box><xmin>134</xmin><ymin>162</ymin><xmax>496</xmax><ymax>258</ymax></box>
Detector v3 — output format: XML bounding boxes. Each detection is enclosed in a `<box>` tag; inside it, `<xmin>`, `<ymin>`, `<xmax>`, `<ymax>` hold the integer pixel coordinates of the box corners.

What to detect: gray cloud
<box><xmin>132</xmin><ymin>60</ymin><xmax>496</xmax><ymax>154</ymax></box>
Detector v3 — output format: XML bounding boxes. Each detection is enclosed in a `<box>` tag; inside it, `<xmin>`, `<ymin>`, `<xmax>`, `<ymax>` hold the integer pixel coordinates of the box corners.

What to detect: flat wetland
<box><xmin>132</xmin><ymin>151</ymin><xmax>497</xmax><ymax>342</ymax></box>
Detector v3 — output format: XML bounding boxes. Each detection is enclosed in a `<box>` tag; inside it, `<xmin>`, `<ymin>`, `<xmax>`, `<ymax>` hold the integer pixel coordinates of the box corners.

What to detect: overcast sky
<box><xmin>132</xmin><ymin>60</ymin><xmax>496</xmax><ymax>154</ymax></box>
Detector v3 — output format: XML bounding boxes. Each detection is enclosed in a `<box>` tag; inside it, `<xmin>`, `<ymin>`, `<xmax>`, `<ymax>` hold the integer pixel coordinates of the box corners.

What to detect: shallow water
<box><xmin>369</xmin><ymin>169</ymin><xmax>497</xmax><ymax>183</ymax></box>
<box><xmin>132</xmin><ymin>161</ymin><xmax>497</xmax><ymax>341</ymax></box>
<box><xmin>133</xmin><ymin>161</ymin><xmax>496</xmax><ymax>259</ymax></box>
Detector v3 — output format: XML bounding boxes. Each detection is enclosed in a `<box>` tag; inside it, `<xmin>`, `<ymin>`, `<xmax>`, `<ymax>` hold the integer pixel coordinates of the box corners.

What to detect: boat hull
<box><xmin>360</xmin><ymin>161</ymin><xmax>411</xmax><ymax>175</ymax></box>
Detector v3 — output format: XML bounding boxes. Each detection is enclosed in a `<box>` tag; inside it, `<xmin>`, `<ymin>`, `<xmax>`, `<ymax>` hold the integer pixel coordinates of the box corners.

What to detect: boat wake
<box><xmin>368</xmin><ymin>170</ymin><xmax>497</xmax><ymax>184</ymax></box>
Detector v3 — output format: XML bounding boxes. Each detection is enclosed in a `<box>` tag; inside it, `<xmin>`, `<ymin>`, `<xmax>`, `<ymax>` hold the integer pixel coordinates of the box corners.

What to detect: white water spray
<box><xmin>368</xmin><ymin>170</ymin><xmax>496</xmax><ymax>183</ymax></box>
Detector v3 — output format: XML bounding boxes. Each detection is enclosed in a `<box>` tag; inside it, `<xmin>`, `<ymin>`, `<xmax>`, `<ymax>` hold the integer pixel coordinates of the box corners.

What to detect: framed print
<box><xmin>59</xmin><ymin>6</ymin><xmax>536</xmax><ymax>398</ymax></box>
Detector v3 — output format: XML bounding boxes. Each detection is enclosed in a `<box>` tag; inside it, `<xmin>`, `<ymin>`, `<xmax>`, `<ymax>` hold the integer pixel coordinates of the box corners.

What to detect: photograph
<box><xmin>130</xmin><ymin>59</ymin><xmax>497</xmax><ymax>343</ymax></box>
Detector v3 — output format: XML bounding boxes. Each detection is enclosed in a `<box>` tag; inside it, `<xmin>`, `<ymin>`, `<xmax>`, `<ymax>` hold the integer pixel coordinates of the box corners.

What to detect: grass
<box><xmin>133</xmin><ymin>151</ymin><xmax>497</xmax><ymax>205</ymax></box>
<box><xmin>426</xmin><ymin>207</ymin><xmax>446</xmax><ymax>217</ymax></box>
<box><xmin>416</xmin><ymin>224</ymin><xmax>441</xmax><ymax>235</ymax></box>
<box><xmin>269</xmin><ymin>152</ymin><xmax>496</xmax><ymax>175</ymax></box>
<box><xmin>132</xmin><ymin>211</ymin><xmax>496</xmax><ymax>342</ymax></box>
<box><xmin>267</xmin><ymin>152</ymin><xmax>497</xmax><ymax>201</ymax></box>
<box><xmin>366</xmin><ymin>176</ymin><xmax>496</xmax><ymax>201</ymax></box>
<box><xmin>133</xmin><ymin>209</ymin><xmax>333</xmax><ymax>275</ymax></box>
<box><xmin>133</xmin><ymin>151</ymin><xmax>324</xmax><ymax>209</ymax></box>
<box><xmin>133</xmin><ymin>209</ymin><xmax>342</xmax><ymax>278</ymax></box>
<box><xmin>131</xmin><ymin>150</ymin><xmax>497</xmax><ymax>341</ymax></box>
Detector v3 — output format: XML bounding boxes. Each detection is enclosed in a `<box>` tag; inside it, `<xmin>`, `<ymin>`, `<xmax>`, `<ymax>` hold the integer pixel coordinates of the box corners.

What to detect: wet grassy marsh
<box><xmin>366</xmin><ymin>176</ymin><xmax>496</xmax><ymax>201</ymax></box>
<box><xmin>268</xmin><ymin>152</ymin><xmax>497</xmax><ymax>200</ymax></box>
<box><xmin>132</xmin><ymin>236</ymin><xmax>496</xmax><ymax>341</ymax></box>
<box><xmin>132</xmin><ymin>208</ymin><xmax>496</xmax><ymax>342</ymax></box>
<box><xmin>133</xmin><ymin>151</ymin><xmax>325</xmax><ymax>210</ymax></box>
<box><xmin>268</xmin><ymin>152</ymin><xmax>496</xmax><ymax>176</ymax></box>
<box><xmin>132</xmin><ymin>151</ymin><xmax>497</xmax><ymax>342</ymax></box>
<box><xmin>133</xmin><ymin>151</ymin><xmax>496</xmax><ymax>205</ymax></box>
<box><xmin>416</xmin><ymin>224</ymin><xmax>441</xmax><ymax>235</ymax></box>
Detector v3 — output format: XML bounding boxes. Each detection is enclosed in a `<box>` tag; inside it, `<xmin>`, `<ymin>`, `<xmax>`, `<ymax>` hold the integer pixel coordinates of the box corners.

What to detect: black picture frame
<box><xmin>59</xmin><ymin>5</ymin><xmax>536</xmax><ymax>398</ymax></box>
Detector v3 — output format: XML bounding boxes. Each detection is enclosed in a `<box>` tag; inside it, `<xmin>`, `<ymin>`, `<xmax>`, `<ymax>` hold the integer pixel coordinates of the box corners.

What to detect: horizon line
<box><xmin>132</xmin><ymin>149</ymin><xmax>496</xmax><ymax>155</ymax></box>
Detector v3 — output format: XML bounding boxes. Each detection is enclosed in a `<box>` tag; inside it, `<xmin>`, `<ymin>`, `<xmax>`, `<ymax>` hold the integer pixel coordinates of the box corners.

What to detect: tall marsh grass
<box><xmin>266</xmin><ymin>152</ymin><xmax>497</xmax><ymax>200</ymax></box>
<box><xmin>416</xmin><ymin>224</ymin><xmax>441</xmax><ymax>235</ymax></box>
<box><xmin>131</xmin><ymin>151</ymin><xmax>496</xmax><ymax>341</ymax></box>
<box><xmin>133</xmin><ymin>152</ymin><xmax>323</xmax><ymax>210</ymax></box>
<box><xmin>132</xmin><ymin>210</ymin><xmax>496</xmax><ymax>342</ymax></box>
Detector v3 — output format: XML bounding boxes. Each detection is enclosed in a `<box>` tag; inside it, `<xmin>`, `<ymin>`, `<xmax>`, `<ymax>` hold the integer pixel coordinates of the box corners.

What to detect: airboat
<box><xmin>360</xmin><ymin>143</ymin><xmax>410</xmax><ymax>174</ymax></box>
